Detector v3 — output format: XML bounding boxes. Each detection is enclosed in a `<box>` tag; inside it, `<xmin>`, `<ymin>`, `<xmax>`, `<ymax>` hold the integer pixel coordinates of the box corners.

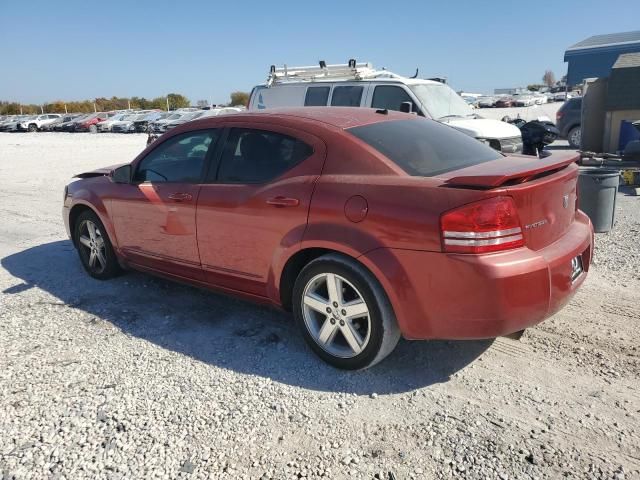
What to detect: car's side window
<box><xmin>372</xmin><ymin>85</ymin><xmax>418</xmax><ymax>113</ymax></box>
<box><xmin>215</xmin><ymin>128</ymin><xmax>313</xmax><ymax>184</ymax></box>
<box><xmin>305</xmin><ymin>87</ymin><xmax>330</xmax><ymax>106</ymax></box>
<box><xmin>331</xmin><ymin>86</ymin><xmax>364</xmax><ymax>107</ymax></box>
<box><xmin>134</xmin><ymin>130</ymin><xmax>219</xmax><ymax>183</ymax></box>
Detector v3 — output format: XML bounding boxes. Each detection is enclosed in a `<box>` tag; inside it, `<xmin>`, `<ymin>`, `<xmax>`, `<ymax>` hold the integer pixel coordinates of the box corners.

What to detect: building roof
<box><xmin>566</xmin><ymin>30</ymin><xmax>640</xmax><ymax>52</ymax></box>
<box><xmin>612</xmin><ymin>52</ymin><xmax>640</xmax><ymax>69</ymax></box>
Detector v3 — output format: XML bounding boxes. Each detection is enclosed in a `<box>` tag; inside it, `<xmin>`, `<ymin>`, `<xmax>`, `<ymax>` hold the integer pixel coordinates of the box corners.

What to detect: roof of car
<box><xmin>189</xmin><ymin>107</ymin><xmax>413</xmax><ymax>130</ymax></box>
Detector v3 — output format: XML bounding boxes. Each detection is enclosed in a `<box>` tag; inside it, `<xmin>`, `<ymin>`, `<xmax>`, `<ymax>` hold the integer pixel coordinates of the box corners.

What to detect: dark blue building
<box><xmin>564</xmin><ymin>30</ymin><xmax>640</xmax><ymax>86</ymax></box>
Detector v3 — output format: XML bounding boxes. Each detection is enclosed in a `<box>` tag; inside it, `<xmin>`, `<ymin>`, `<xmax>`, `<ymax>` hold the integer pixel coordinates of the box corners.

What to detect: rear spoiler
<box><xmin>445</xmin><ymin>152</ymin><xmax>579</xmax><ymax>188</ymax></box>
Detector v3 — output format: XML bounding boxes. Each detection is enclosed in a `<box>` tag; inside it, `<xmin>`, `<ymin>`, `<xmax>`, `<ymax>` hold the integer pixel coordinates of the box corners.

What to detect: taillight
<box><xmin>556</xmin><ymin>111</ymin><xmax>564</xmax><ymax>121</ymax></box>
<box><xmin>440</xmin><ymin>196</ymin><xmax>524</xmax><ymax>254</ymax></box>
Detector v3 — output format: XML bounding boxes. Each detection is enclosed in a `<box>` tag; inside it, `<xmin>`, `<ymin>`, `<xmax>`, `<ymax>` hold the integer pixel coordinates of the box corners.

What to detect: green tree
<box><xmin>167</xmin><ymin>93</ymin><xmax>190</xmax><ymax>110</ymax></box>
<box><xmin>229</xmin><ymin>91</ymin><xmax>249</xmax><ymax>107</ymax></box>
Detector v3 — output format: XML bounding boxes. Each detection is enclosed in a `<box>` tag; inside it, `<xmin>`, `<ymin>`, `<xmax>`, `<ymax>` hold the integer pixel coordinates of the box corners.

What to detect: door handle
<box><xmin>168</xmin><ymin>192</ymin><xmax>193</xmax><ymax>202</ymax></box>
<box><xmin>266</xmin><ymin>196</ymin><xmax>299</xmax><ymax>207</ymax></box>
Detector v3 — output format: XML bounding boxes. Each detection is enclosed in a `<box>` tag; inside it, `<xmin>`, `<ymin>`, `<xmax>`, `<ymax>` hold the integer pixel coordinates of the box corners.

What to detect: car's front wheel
<box><xmin>89</xmin><ymin>124</ymin><xmax>98</xmax><ymax>134</ymax></box>
<box><xmin>73</xmin><ymin>210</ymin><xmax>121</xmax><ymax>280</ymax></box>
<box><xmin>292</xmin><ymin>254</ymin><xmax>400</xmax><ymax>370</ymax></box>
<box><xmin>568</xmin><ymin>126</ymin><xmax>581</xmax><ymax>149</ymax></box>
<box><xmin>28</xmin><ymin>123</ymin><xmax>37</xmax><ymax>132</ymax></box>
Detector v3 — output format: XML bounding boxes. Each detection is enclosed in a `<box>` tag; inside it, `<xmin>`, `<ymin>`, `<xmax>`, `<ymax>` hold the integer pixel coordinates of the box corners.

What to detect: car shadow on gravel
<box><xmin>2</xmin><ymin>241</ymin><xmax>492</xmax><ymax>394</ymax></box>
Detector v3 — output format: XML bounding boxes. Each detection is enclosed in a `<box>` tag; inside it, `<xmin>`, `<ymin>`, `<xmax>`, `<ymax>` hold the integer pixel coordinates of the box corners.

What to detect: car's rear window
<box><xmin>347</xmin><ymin>118</ymin><xmax>502</xmax><ymax>177</ymax></box>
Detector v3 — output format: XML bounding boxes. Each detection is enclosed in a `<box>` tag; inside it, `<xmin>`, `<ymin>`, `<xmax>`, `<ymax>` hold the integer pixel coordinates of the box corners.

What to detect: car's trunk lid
<box><xmin>440</xmin><ymin>152</ymin><xmax>580</xmax><ymax>251</ymax></box>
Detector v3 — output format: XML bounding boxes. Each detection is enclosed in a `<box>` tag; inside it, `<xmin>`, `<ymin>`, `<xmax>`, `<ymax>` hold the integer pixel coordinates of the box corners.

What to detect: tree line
<box><xmin>0</xmin><ymin>91</ymin><xmax>250</xmax><ymax>115</ymax></box>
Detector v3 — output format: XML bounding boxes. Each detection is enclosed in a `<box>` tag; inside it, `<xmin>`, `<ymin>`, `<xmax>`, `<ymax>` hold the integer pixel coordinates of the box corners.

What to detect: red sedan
<box><xmin>63</xmin><ymin>108</ymin><xmax>593</xmax><ymax>369</ymax></box>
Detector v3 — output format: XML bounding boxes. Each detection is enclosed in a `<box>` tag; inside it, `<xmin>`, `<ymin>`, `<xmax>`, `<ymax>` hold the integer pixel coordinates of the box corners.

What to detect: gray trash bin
<box><xmin>577</xmin><ymin>168</ymin><xmax>620</xmax><ymax>233</ymax></box>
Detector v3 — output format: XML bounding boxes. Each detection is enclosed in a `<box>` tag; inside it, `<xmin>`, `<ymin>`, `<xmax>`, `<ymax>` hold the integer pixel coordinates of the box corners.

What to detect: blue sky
<box><xmin>1</xmin><ymin>0</ymin><xmax>639</xmax><ymax>105</ymax></box>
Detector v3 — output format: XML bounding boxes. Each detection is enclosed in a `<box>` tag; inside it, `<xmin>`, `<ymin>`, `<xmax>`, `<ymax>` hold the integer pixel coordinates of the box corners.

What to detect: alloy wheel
<box><xmin>301</xmin><ymin>273</ymin><xmax>371</xmax><ymax>358</ymax></box>
<box><xmin>78</xmin><ymin>220</ymin><xmax>107</xmax><ymax>274</ymax></box>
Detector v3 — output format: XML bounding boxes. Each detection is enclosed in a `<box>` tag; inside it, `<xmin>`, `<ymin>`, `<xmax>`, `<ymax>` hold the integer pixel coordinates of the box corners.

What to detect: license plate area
<box><xmin>570</xmin><ymin>255</ymin><xmax>584</xmax><ymax>282</ymax></box>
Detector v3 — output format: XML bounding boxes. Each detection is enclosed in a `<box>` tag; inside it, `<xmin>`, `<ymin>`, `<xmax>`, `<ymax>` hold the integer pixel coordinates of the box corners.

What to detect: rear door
<box><xmin>110</xmin><ymin>129</ymin><xmax>220</xmax><ymax>279</ymax></box>
<box><xmin>196</xmin><ymin>123</ymin><xmax>326</xmax><ymax>296</ymax></box>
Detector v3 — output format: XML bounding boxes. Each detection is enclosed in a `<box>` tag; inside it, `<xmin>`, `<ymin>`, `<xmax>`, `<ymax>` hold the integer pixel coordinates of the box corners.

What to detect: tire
<box><xmin>89</xmin><ymin>124</ymin><xmax>98</xmax><ymax>134</ymax></box>
<box><xmin>567</xmin><ymin>126</ymin><xmax>581</xmax><ymax>149</ymax></box>
<box><xmin>292</xmin><ymin>254</ymin><xmax>400</xmax><ymax>370</ymax></box>
<box><xmin>73</xmin><ymin>210</ymin><xmax>121</xmax><ymax>280</ymax></box>
<box><xmin>28</xmin><ymin>124</ymin><xmax>37</xmax><ymax>132</ymax></box>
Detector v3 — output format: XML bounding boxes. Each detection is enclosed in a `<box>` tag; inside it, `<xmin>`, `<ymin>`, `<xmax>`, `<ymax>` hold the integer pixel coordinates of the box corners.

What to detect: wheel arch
<box><xmin>277</xmin><ymin>245</ymin><xmax>393</xmax><ymax>314</ymax></box>
<box><xmin>68</xmin><ymin>200</ymin><xmax>117</xmax><ymax>250</ymax></box>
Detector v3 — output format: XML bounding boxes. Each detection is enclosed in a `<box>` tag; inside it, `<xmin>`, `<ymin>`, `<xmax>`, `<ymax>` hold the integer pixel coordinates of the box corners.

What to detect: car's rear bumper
<box><xmin>362</xmin><ymin>211</ymin><xmax>594</xmax><ymax>340</ymax></box>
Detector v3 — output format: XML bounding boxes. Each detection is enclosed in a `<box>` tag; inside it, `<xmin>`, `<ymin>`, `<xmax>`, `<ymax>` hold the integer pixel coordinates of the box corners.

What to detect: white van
<box><xmin>248</xmin><ymin>61</ymin><xmax>523</xmax><ymax>154</ymax></box>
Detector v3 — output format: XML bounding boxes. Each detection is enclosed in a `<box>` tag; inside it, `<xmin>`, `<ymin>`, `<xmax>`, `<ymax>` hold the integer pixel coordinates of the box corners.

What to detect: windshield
<box><xmin>409</xmin><ymin>83</ymin><xmax>474</xmax><ymax>120</ymax></box>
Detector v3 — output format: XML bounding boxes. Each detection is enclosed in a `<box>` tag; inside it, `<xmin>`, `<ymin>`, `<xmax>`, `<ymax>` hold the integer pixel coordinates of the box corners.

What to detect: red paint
<box><xmin>63</xmin><ymin>107</ymin><xmax>593</xmax><ymax>340</ymax></box>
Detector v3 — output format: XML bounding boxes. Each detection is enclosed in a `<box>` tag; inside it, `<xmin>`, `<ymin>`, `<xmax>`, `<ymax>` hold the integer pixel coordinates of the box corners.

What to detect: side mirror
<box><xmin>400</xmin><ymin>102</ymin><xmax>413</xmax><ymax>114</ymax></box>
<box><xmin>111</xmin><ymin>165</ymin><xmax>132</xmax><ymax>184</ymax></box>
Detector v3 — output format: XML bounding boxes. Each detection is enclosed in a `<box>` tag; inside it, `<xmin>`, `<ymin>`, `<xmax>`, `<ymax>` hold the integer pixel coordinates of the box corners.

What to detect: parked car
<box><xmin>132</xmin><ymin>111</ymin><xmax>170</xmax><ymax>133</ymax></box>
<box><xmin>477</xmin><ymin>96</ymin><xmax>497</xmax><ymax>108</ymax></box>
<box><xmin>494</xmin><ymin>97</ymin><xmax>514</xmax><ymax>108</ymax></box>
<box><xmin>512</xmin><ymin>94</ymin><xmax>536</xmax><ymax>107</ymax></box>
<box><xmin>17</xmin><ymin>114</ymin><xmax>62</xmax><ymax>132</ymax></box>
<box><xmin>249</xmin><ymin>61</ymin><xmax>523</xmax><ymax>154</ymax></box>
<box><xmin>97</xmin><ymin>113</ymin><xmax>133</xmax><ymax>132</ymax></box>
<box><xmin>556</xmin><ymin>97</ymin><xmax>582</xmax><ymax>148</ymax></box>
<box><xmin>0</xmin><ymin>115</ymin><xmax>26</xmax><ymax>131</ymax></box>
<box><xmin>63</xmin><ymin>107</ymin><xmax>593</xmax><ymax>369</ymax></box>
<box><xmin>111</xmin><ymin>114</ymin><xmax>147</xmax><ymax>133</ymax></box>
<box><xmin>533</xmin><ymin>93</ymin><xmax>549</xmax><ymax>105</ymax></box>
<box><xmin>3</xmin><ymin>115</ymin><xmax>37</xmax><ymax>132</ymax></box>
<box><xmin>158</xmin><ymin>110</ymin><xmax>214</xmax><ymax>132</ymax></box>
<box><xmin>149</xmin><ymin>112</ymin><xmax>188</xmax><ymax>133</ymax></box>
<box><xmin>552</xmin><ymin>91</ymin><xmax>577</xmax><ymax>102</ymax></box>
<box><xmin>56</xmin><ymin>114</ymin><xmax>91</xmax><ymax>132</ymax></box>
<box><xmin>75</xmin><ymin>112</ymin><xmax>114</xmax><ymax>132</ymax></box>
<box><xmin>41</xmin><ymin>114</ymin><xmax>82</xmax><ymax>131</ymax></box>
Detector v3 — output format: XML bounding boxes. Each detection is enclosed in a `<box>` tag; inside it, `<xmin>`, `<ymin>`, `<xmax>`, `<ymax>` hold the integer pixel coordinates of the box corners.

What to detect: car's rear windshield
<box><xmin>347</xmin><ymin>118</ymin><xmax>502</xmax><ymax>177</ymax></box>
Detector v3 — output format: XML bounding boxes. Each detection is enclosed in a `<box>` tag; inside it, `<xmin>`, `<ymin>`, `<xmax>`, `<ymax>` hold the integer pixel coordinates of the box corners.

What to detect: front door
<box><xmin>196</xmin><ymin>125</ymin><xmax>326</xmax><ymax>296</ymax></box>
<box><xmin>111</xmin><ymin>129</ymin><xmax>220</xmax><ymax>280</ymax></box>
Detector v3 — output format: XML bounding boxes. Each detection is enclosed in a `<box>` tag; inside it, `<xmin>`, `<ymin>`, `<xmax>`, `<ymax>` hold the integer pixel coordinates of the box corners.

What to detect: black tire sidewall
<box><xmin>74</xmin><ymin>210</ymin><xmax>120</xmax><ymax>280</ymax></box>
<box><xmin>292</xmin><ymin>258</ymin><xmax>385</xmax><ymax>370</ymax></box>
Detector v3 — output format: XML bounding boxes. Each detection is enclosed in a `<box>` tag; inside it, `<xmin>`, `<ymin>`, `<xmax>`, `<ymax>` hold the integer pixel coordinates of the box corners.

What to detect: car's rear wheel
<box><xmin>28</xmin><ymin>123</ymin><xmax>37</xmax><ymax>132</ymax></box>
<box><xmin>292</xmin><ymin>254</ymin><xmax>400</xmax><ymax>370</ymax></box>
<box><xmin>568</xmin><ymin>126</ymin><xmax>581</xmax><ymax>149</ymax></box>
<box><xmin>89</xmin><ymin>124</ymin><xmax>98</xmax><ymax>134</ymax></box>
<box><xmin>74</xmin><ymin>210</ymin><xmax>120</xmax><ymax>280</ymax></box>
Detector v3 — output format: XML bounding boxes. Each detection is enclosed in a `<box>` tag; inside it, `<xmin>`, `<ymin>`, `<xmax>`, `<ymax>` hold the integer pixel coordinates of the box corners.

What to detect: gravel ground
<box><xmin>0</xmin><ymin>133</ymin><xmax>638</xmax><ymax>480</ymax></box>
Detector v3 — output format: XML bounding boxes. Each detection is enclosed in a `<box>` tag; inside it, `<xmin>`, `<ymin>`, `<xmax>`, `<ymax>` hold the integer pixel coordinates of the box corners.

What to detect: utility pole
<box><xmin>93</xmin><ymin>102</ymin><xmax>97</xmax><ymax>113</ymax></box>
<box><xmin>166</xmin><ymin>96</ymin><xmax>170</xmax><ymax>112</ymax></box>
<box><xmin>40</xmin><ymin>105</ymin><xmax>44</xmax><ymax>114</ymax></box>
<box><xmin>20</xmin><ymin>106</ymin><xmax>23</xmax><ymax>115</ymax></box>
<box><xmin>128</xmin><ymin>99</ymin><xmax>131</xmax><ymax>110</ymax></box>
<box><xmin>64</xmin><ymin>104</ymin><xmax>68</xmax><ymax>114</ymax></box>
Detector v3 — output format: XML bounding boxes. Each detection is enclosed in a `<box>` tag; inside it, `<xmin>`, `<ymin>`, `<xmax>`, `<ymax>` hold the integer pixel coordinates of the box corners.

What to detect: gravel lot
<box><xmin>1</xmin><ymin>133</ymin><xmax>639</xmax><ymax>480</ymax></box>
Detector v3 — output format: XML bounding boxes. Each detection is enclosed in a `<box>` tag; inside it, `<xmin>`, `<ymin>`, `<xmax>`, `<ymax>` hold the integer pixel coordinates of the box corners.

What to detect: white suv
<box><xmin>249</xmin><ymin>61</ymin><xmax>523</xmax><ymax>154</ymax></box>
<box><xmin>17</xmin><ymin>114</ymin><xmax>62</xmax><ymax>132</ymax></box>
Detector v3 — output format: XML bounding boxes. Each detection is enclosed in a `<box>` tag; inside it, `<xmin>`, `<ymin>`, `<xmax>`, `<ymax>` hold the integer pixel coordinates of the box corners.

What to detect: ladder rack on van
<box><xmin>266</xmin><ymin>59</ymin><xmax>395</xmax><ymax>86</ymax></box>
